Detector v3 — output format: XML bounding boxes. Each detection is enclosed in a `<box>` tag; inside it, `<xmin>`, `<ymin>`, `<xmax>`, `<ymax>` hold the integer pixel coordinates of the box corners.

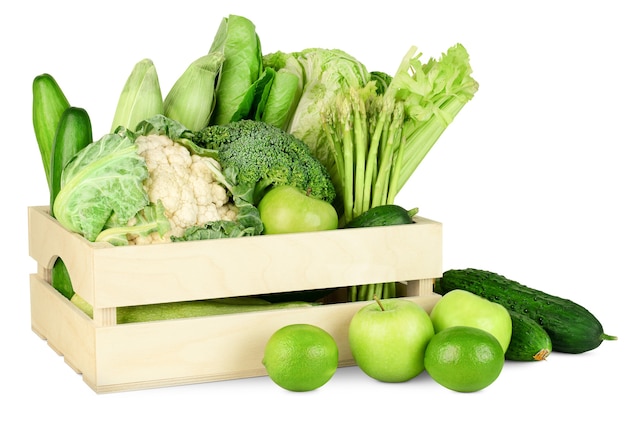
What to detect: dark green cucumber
<box><xmin>49</xmin><ymin>106</ymin><xmax>93</xmax><ymax>217</ymax></box>
<box><xmin>506</xmin><ymin>311</ymin><xmax>552</xmax><ymax>361</ymax></box>
<box><xmin>32</xmin><ymin>73</ymin><xmax>70</xmax><ymax>189</ymax></box>
<box><xmin>436</xmin><ymin>268</ymin><xmax>617</xmax><ymax>354</ymax></box>
<box><xmin>51</xmin><ymin>258</ymin><xmax>74</xmax><ymax>300</ymax></box>
<box><xmin>345</xmin><ymin>204</ymin><xmax>418</xmax><ymax>228</ymax></box>
<box><xmin>48</xmin><ymin>107</ymin><xmax>92</xmax><ymax>300</ymax></box>
<box><xmin>345</xmin><ymin>204</ymin><xmax>418</xmax><ymax>301</ymax></box>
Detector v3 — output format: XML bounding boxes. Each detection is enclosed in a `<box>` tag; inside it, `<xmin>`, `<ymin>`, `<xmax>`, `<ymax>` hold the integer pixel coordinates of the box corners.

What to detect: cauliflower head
<box><xmin>132</xmin><ymin>134</ymin><xmax>237</xmax><ymax>244</ymax></box>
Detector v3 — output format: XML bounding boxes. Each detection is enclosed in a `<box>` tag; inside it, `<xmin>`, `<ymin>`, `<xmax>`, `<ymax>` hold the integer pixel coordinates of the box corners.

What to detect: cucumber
<box><xmin>345</xmin><ymin>204</ymin><xmax>418</xmax><ymax>301</ymax></box>
<box><xmin>32</xmin><ymin>73</ymin><xmax>70</xmax><ymax>189</ymax></box>
<box><xmin>436</xmin><ymin>268</ymin><xmax>617</xmax><ymax>354</ymax></box>
<box><xmin>50</xmin><ymin>258</ymin><xmax>74</xmax><ymax>301</ymax></box>
<box><xmin>48</xmin><ymin>107</ymin><xmax>92</xmax><ymax>300</ymax></box>
<box><xmin>49</xmin><ymin>106</ymin><xmax>93</xmax><ymax>217</ymax></box>
<box><xmin>505</xmin><ymin>311</ymin><xmax>552</xmax><ymax>361</ymax></box>
<box><xmin>345</xmin><ymin>204</ymin><xmax>418</xmax><ymax>228</ymax></box>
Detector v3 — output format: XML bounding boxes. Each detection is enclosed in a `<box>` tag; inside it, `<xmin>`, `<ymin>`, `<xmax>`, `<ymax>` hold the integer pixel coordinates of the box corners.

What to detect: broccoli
<box><xmin>192</xmin><ymin>119</ymin><xmax>336</xmax><ymax>205</ymax></box>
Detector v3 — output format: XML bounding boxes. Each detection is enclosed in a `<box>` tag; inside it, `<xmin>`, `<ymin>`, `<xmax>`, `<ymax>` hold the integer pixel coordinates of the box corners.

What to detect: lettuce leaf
<box><xmin>209</xmin><ymin>14</ymin><xmax>262</xmax><ymax>125</ymax></box>
<box><xmin>231</xmin><ymin>67</ymin><xmax>276</xmax><ymax>123</ymax></box>
<box><xmin>262</xmin><ymin>48</ymin><xmax>370</xmax><ymax>191</ymax></box>
<box><xmin>260</xmin><ymin>68</ymin><xmax>302</xmax><ymax>130</ymax></box>
<box><xmin>95</xmin><ymin>200</ymin><xmax>171</xmax><ymax>246</ymax></box>
<box><xmin>52</xmin><ymin>132</ymin><xmax>149</xmax><ymax>241</ymax></box>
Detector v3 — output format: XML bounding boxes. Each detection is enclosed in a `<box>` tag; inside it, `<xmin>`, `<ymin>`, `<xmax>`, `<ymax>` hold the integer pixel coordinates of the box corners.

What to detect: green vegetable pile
<box><xmin>32</xmin><ymin>13</ymin><xmax>479</xmax><ymax>306</ymax></box>
<box><xmin>322</xmin><ymin>45</ymin><xmax>478</xmax><ymax>223</ymax></box>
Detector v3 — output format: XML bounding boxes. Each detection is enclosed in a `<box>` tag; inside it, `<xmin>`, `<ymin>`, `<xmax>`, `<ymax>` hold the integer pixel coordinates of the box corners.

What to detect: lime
<box><xmin>262</xmin><ymin>324</ymin><xmax>339</xmax><ymax>392</ymax></box>
<box><xmin>424</xmin><ymin>326</ymin><xmax>505</xmax><ymax>392</ymax></box>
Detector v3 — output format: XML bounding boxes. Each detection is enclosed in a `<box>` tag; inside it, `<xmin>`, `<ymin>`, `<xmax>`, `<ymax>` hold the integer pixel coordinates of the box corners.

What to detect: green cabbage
<box><xmin>52</xmin><ymin>132</ymin><xmax>150</xmax><ymax>242</ymax></box>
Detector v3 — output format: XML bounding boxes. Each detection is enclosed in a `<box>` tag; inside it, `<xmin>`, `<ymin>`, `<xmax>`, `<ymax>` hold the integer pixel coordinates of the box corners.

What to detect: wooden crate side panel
<box><xmin>92</xmin><ymin>294</ymin><xmax>441</xmax><ymax>392</ymax></box>
<box><xmin>90</xmin><ymin>219</ymin><xmax>442</xmax><ymax>308</ymax></box>
<box><xmin>29</xmin><ymin>274</ymin><xmax>97</xmax><ymax>386</ymax></box>
<box><xmin>29</xmin><ymin>206</ymin><xmax>442</xmax><ymax>308</ymax></box>
<box><xmin>28</xmin><ymin>206</ymin><xmax>101</xmax><ymax>304</ymax></box>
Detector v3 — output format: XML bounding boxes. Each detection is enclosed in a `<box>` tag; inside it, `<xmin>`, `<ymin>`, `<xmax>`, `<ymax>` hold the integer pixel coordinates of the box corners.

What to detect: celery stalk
<box><xmin>391</xmin><ymin>44</ymin><xmax>479</xmax><ymax>190</ymax></box>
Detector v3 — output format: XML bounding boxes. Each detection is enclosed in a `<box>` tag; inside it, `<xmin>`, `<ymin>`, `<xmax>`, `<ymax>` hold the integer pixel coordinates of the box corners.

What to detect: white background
<box><xmin>3</xmin><ymin>1</ymin><xmax>624</xmax><ymax>426</ymax></box>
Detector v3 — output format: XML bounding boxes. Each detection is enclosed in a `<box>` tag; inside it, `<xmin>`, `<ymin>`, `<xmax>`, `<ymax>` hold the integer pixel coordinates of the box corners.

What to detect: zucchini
<box><xmin>49</xmin><ymin>107</ymin><xmax>93</xmax><ymax>217</ymax></box>
<box><xmin>345</xmin><ymin>204</ymin><xmax>418</xmax><ymax>228</ymax></box>
<box><xmin>505</xmin><ymin>311</ymin><xmax>552</xmax><ymax>361</ymax></box>
<box><xmin>32</xmin><ymin>73</ymin><xmax>70</xmax><ymax>189</ymax></box>
<box><xmin>436</xmin><ymin>268</ymin><xmax>617</xmax><ymax>354</ymax></box>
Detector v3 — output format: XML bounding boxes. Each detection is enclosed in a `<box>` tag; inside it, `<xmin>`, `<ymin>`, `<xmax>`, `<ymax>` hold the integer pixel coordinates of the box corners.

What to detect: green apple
<box><xmin>348</xmin><ymin>298</ymin><xmax>435</xmax><ymax>382</ymax></box>
<box><xmin>430</xmin><ymin>289</ymin><xmax>512</xmax><ymax>352</ymax></box>
<box><xmin>258</xmin><ymin>185</ymin><xmax>338</xmax><ymax>234</ymax></box>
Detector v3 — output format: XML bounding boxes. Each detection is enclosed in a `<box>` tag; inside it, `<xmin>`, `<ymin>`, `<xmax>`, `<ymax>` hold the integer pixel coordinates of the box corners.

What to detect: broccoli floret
<box><xmin>193</xmin><ymin>120</ymin><xmax>336</xmax><ymax>204</ymax></box>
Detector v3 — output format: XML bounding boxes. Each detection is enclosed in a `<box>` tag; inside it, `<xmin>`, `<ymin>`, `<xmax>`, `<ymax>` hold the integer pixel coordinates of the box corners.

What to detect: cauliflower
<box><xmin>131</xmin><ymin>134</ymin><xmax>237</xmax><ymax>244</ymax></box>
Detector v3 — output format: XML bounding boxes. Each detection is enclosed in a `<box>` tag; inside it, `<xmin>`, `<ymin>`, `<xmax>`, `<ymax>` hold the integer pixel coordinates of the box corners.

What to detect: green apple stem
<box><xmin>374</xmin><ymin>295</ymin><xmax>385</xmax><ymax>311</ymax></box>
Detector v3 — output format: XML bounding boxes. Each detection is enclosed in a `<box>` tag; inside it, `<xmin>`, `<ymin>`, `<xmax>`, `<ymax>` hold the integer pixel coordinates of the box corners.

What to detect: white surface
<box><xmin>3</xmin><ymin>1</ymin><xmax>623</xmax><ymax>426</ymax></box>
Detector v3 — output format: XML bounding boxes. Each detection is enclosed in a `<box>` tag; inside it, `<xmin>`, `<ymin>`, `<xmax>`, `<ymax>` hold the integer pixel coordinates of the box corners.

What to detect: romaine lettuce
<box><xmin>209</xmin><ymin>14</ymin><xmax>263</xmax><ymax>125</ymax></box>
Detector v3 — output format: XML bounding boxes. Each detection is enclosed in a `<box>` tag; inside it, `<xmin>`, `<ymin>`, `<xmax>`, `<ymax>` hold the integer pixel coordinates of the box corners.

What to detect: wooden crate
<box><xmin>27</xmin><ymin>205</ymin><xmax>442</xmax><ymax>393</ymax></box>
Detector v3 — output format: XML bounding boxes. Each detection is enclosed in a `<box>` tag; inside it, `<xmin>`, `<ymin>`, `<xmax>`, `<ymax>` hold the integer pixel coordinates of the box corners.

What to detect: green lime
<box><xmin>424</xmin><ymin>326</ymin><xmax>505</xmax><ymax>392</ymax></box>
<box><xmin>262</xmin><ymin>324</ymin><xmax>339</xmax><ymax>392</ymax></box>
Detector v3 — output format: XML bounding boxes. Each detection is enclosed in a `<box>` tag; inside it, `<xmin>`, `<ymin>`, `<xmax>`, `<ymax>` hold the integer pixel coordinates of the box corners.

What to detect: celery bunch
<box><xmin>322</xmin><ymin>44</ymin><xmax>479</xmax><ymax>301</ymax></box>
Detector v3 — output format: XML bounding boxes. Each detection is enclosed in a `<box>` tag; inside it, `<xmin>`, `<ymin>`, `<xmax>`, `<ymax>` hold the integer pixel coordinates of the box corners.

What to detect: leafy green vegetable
<box><xmin>322</xmin><ymin>44</ymin><xmax>478</xmax><ymax>224</ymax></box>
<box><xmin>392</xmin><ymin>44</ymin><xmax>479</xmax><ymax>190</ymax></box>
<box><xmin>171</xmin><ymin>218</ymin><xmax>255</xmax><ymax>241</ymax></box>
<box><xmin>134</xmin><ymin>115</ymin><xmax>264</xmax><ymax>239</ymax></box>
<box><xmin>209</xmin><ymin>14</ymin><xmax>263</xmax><ymax>125</ymax></box>
<box><xmin>260</xmin><ymin>68</ymin><xmax>302</xmax><ymax>130</ymax></box>
<box><xmin>231</xmin><ymin>67</ymin><xmax>275</xmax><ymax>122</ymax></box>
<box><xmin>369</xmin><ymin>71</ymin><xmax>392</xmax><ymax>94</ymax></box>
<box><xmin>96</xmin><ymin>200</ymin><xmax>171</xmax><ymax>246</ymax></box>
<box><xmin>262</xmin><ymin>48</ymin><xmax>370</xmax><ymax>190</ymax></box>
<box><xmin>192</xmin><ymin>119</ymin><xmax>336</xmax><ymax>205</ymax></box>
<box><xmin>53</xmin><ymin>131</ymin><xmax>150</xmax><ymax>241</ymax></box>
<box><xmin>320</xmin><ymin>44</ymin><xmax>478</xmax><ymax>301</ymax></box>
